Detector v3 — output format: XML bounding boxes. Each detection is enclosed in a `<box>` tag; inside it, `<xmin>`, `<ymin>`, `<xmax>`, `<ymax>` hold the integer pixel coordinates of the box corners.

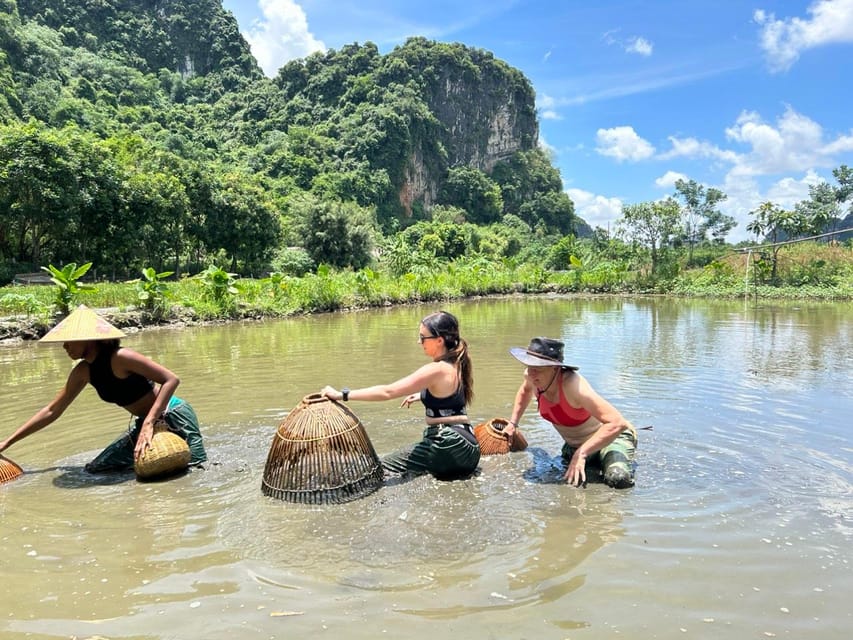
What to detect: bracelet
<box><xmin>341</xmin><ymin>387</ymin><xmax>350</xmax><ymax>402</ymax></box>
<box><xmin>508</xmin><ymin>420</ymin><xmax>518</xmax><ymax>427</ymax></box>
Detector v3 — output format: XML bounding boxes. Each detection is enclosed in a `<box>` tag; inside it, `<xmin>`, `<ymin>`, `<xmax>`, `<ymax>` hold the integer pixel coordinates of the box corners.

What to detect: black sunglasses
<box><xmin>418</xmin><ymin>334</ymin><xmax>440</xmax><ymax>343</ymax></box>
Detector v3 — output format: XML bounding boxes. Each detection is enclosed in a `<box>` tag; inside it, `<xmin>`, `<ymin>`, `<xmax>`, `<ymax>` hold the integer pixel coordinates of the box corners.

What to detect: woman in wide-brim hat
<box><xmin>0</xmin><ymin>305</ymin><xmax>206</xmax><ymax>473</ymax></box>
<box><xmin>506</xmin><ymin>337</ymin><xmax>637</xmax><ymax>489</ymax></box>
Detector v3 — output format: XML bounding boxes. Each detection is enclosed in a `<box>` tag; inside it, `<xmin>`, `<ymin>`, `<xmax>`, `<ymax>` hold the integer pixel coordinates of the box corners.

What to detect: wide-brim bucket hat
<box><xmin>509</xmin><ymin>337</ymin><xmax>578</xmax><ymax>370</ymax></box>
<box><xmin>39</xmin><ymin>304</ymin><xmax>126</xmax><ymax>343</ymax></box>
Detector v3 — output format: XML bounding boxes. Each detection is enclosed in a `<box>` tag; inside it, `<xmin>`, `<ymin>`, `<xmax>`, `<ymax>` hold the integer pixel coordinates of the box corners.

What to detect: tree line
<box><xmin>1</xmin><ymin>1</ymin><xmax>581</xmax><ymax>284</ymax></box>
<box><xmin>1</xmin><ymin>0</ymin><xmax>850</xmax><ymax>294</ymax></box>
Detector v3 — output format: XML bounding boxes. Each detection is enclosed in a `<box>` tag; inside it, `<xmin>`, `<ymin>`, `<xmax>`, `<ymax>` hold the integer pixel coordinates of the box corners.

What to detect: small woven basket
<box><xmin>474</xmin><ymin>417</ymin><xmax>529</xmax><ymax>456</ymax></box>
<box><xmin>0</xmin><ymin>455</ymin><xmax>24</xmax><ymax>484</ymax></box>
<box><xmin>261</xmin><ymin>393</ymin><xmax>384</xmax><ymax>505</ymax></box>
<box><xmin>134</xmin><ymin>421</ymin><xmax>191</xmax><ymax>480</ymax></box>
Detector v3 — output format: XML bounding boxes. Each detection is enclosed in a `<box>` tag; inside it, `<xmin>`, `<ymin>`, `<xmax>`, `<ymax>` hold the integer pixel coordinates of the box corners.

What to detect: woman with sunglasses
<box><xmin>321</xmin><ymin>310</ymin><xmax>479</xmax><ymax>479</ymax></box>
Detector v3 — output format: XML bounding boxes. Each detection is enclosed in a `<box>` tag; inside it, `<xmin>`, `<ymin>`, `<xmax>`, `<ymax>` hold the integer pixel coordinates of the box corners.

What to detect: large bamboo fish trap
<box><xmin>474</xmin><ymin>417</ymin><xmax>529</xmax><ymax>456</ymax></box>
<box><xmin>261</xmin><ymin>394</ymin><xmax>384</xmax><ymax>505</ymax></box>
<box><xmin>0</xmin><ymin>455</ymin><xmax>24</xmax><ymax>484</ymax></box>
<box><xmin>134</xmin><ymin>422</ymin><xmax>191</xmax><ymax>480</ymax></box>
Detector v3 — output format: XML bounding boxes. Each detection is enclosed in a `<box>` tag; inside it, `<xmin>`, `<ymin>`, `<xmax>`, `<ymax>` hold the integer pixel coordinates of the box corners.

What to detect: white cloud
<box><xmin>718</xmin><ymin>170</ymin><xmax>824</xmax><ymax>242</ymax></box>
<box><xmin>715</xmin><ymin>174</ymin><xmax>763</xmax><ymax>242</ymax></box>
<box><xmin>659</xmin><ymin>136</ymin><xmax>741</xmax><ymax>164</ymax></box>
<box><xmin>755</xmin><ymin>0</ymin><xmax>853</xmax><ymax>72</ymax></box>
<box><xmin>566</xmin><ymin>188</ymin><xmax>624</xmax><ymax>229</ymax></box>
<box><xmin>555</xmin><ymin>61</ymin><xmax>744</xmax><ymax>106</ymax></box>
<box><xmin>766</xmin><ymin>170</ymin><xmax>823</xmax><ymax>204</ymax></box>
<box><xmin>586</xmin><ymin>108</ymin><xmax>850</xmax><ymax>242</ymax></box>
<box><xmin>540</xmin><ymin>109</ymin><xmax>562</xmax><ymax>121</ymax></box>
<box><xmin>244</xmin><ymin>0</ymin><xmax>326</xmax><ymax>77</ymax></box>
<box><xmin>626</xmin><ymin>36</ymin><xmax>654</xmax><ymax>56</ymax></box>
<box><xmin>650</xmin><ymin>107</ymin><xmax>850</xmax><ymax>241</ymax></box>
<box><xmin>603</xmin><ymin>30</ymin><xmax>654</xmax><ymax>56</ymax></box>
<box><xmin>655</xmin><ymin>171</ymin><xmax>689</xmax><ymax>189</ymax></box>
<box><xmin>595</xmin><ymin>126</ymin><xmax>655</xmax><ymax>162</ymax></box>
<box><xmin>653</xmin><ymin>107</ymin><xmax>852</xmax><ymax>179</ymax></box>
<box><xmin>724</xmin><ymin>106</ymin><xmax>853</xmax><ymax>176</ymax></box>
<box><xmin>538</xmin><ymin>93</ymin><xmax>557</xmax><ymax>109</ymax></box>
<box><xmin>822</xmin><ymin>132</ymin><xmax>853</xmax><ymax>154</ymax></box>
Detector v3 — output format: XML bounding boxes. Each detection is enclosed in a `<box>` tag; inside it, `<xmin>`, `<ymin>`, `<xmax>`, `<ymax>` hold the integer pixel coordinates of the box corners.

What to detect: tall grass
<box><xmin>673</xmin><ymin>241</ymin><xmax>853</xmax><ymax>299</ymax></box>
<box><xmin>2</xmin><ymin>243</ymin><xmax>851</xmax><ymax>332</ymax></box>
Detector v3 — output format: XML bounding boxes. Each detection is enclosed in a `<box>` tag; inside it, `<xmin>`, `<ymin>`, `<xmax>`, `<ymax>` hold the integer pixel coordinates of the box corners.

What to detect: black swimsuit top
<box><xmin>421</xmin><ymin>385</ymin><xmax>466</xmax><ymax>420</ymax></box>
<box><xmin>88</xmin><ymin>348</ymin><xmax>153</xmax><ymax>406</ymax></box>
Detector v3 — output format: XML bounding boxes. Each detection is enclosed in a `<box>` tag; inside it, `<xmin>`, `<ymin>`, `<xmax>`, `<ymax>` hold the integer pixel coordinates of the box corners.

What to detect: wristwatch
<box><xmin>341</xmin><ymin>387</ymin><xmax>350</xmax><ymax>401</ymax></box>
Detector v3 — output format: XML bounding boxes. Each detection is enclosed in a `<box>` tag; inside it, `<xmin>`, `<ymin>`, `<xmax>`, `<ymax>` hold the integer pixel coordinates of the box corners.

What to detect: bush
<box><xmin>272</xmin><ymin>246</ymin><xmax>315</xmax><ymax>277</ymax></box>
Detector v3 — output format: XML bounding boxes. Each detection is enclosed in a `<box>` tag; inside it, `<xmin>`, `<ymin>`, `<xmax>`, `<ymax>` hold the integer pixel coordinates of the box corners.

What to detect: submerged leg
<box><xmin>600</xmin><ymin>430</ymin><xmax>637</xmax><ymax>489</ymax></box>
<box><xmin>381</xmin><ymin>440</ymin><xmax>432</xmax><ymax>476</ymax></box>
<box><xmin>85</xmin><ymin>425</ymin><xmax>138</xmax><ymax>473</ymax></box>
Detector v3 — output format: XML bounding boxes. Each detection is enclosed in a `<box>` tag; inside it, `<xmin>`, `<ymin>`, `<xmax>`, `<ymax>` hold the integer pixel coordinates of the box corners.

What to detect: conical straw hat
<box><xmin>40</xmin><ymin>305</ymin><xmax>126</xmax><ymax>343</ymax></box>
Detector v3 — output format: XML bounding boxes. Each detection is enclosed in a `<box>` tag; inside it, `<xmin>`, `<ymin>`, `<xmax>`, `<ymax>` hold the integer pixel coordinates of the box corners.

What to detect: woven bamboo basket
<box><xmin>0</xmin><ymin>455</ymin><xmax>24</xmax><ymax>484</ymax></box>
<box><xmin>134</xmin><ymin>422</ymin><xmax>191</xmax><ymax>480</ymax></box>
<box><xmin>261</xmin><ymin>393</ymin><xmax>384</xmax><ymax>505</ymax></box>
<box><xmin>474</xmin><ymin>417</ymin><xmax>529</xmax><ymax>456</ymax></box>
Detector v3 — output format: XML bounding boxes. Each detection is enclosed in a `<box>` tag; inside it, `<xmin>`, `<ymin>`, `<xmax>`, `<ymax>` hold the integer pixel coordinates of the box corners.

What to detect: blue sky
<box><xmin>221</xmin><ymin>0</ymin><xmax>853</xmax><ymax>241</ymax></box>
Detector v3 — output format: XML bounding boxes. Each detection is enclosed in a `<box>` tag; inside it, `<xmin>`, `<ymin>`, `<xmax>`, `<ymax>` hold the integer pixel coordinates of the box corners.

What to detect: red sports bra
<box><xmin>536</xmin><ymin>371</ymin><xmax>591</xmax><ymax>426</ymax></box>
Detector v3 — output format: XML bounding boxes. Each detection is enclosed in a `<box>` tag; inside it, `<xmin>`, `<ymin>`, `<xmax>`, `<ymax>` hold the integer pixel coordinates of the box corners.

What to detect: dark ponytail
<box><xmin>421</xmin><ymin>310</ymin><xmax>474</xmax><ymax>404</ymax></box>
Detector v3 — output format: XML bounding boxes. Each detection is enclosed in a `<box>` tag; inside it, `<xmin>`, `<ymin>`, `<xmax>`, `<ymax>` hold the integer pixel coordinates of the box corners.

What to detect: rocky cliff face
<box><xmin>433</xmin><ymin>73</ymin><xmax>536</xmax><ymax>171</ymax></box>
<box><xmin>400</xmin><ymin>48</ymin><xmax>539</xmax><ymax>211</ymax></box>
<box><xmin>401</xmin><ymin>148</ymin><xmax>438</xmax><ymax>213</ymax></box>
<box><xmin>7</xmin><ymin>5</ymin><xmax>549</xmax><ymax>224</ymax></box>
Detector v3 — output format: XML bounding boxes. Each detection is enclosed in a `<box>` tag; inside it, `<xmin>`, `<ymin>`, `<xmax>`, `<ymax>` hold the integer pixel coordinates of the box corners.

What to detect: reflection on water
<box><xmin>1</xmin><ymin>296</ymin><xmax>851</xmax><ymax>639</ymax></box>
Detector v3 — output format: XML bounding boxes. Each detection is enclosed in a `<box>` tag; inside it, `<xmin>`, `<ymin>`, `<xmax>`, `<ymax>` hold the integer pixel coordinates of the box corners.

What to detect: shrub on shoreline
<box><xmin>2</xmin><ymin>245</ymin><xmax>851</xmax><ymax>342</ymax></box>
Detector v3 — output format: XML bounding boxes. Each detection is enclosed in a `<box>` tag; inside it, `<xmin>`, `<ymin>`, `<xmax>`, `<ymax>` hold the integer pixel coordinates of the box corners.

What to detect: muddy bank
<box><xmin>0</xmin><ymin>307</ymin><xmax>219</xmax><ymax>344</ymax></box>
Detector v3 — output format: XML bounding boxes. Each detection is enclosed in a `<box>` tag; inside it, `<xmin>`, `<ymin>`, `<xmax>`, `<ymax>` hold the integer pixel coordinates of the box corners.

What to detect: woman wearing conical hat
<box><xmin>0</xmin><ymin>305</ymin><xmax>206</xmax><ymax>472</ymax></box>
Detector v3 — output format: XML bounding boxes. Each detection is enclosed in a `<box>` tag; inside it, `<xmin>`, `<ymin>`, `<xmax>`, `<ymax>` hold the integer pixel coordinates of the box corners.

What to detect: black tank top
<box><xmin>88</xmin><ymin>348</ymin><xmax>153</xmax><ymax>406</ymax></box>
<box><xmin>420</xmin><ymin>385</ymin><xmax>466</xmax><ymax>419</ymax></box>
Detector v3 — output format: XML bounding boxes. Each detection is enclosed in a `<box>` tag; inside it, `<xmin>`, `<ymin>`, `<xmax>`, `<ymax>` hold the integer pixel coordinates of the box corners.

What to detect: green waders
<box><xmin>382</xmin><ymin>424</ymin><xmax>480</xmax><ymax>479</ymax></box>
<box><xmin>561</xmin><ymin>428</ymin><xmax>637</xmax><ymax>488</ymax></box>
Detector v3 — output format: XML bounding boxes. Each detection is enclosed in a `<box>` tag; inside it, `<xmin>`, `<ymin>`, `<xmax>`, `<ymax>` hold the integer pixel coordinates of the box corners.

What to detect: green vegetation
<box><xmin>41</xmin><ymin>261</ymin><xmax>95</xmax><ymax>313</ymax></box>
<box><xmin>0</xmin><ymin>0</ymin><xmax>851</xmax><ymax>341</ymax></box>
<box><xmin>1</xmin><ymin>1</ymin><xmax>573</xmax><ymax>283</ymax></box>
<box><xmin>133</xmin><ymin>266</ymin><xmax>173</xmax><ymax>316</ymax></box>
<box><xmin>1</xmin><ymin>239</ymin><xmax>850</xmax><ymax>340</ymax></box>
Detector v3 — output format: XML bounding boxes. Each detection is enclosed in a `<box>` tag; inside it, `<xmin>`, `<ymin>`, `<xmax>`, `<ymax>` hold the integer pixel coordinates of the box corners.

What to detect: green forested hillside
<box><xmin>0</xmin><ymin>0</ymin><xmax>578</xmax><ymax>283</ymax></box>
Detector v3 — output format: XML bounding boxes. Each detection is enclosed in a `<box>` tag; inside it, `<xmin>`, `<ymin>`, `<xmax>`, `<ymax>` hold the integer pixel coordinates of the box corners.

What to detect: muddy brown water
<box><xmin>2</xmin><ymin>296</ymin><xmax>851</xmax><ymax>639</ymax></box>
